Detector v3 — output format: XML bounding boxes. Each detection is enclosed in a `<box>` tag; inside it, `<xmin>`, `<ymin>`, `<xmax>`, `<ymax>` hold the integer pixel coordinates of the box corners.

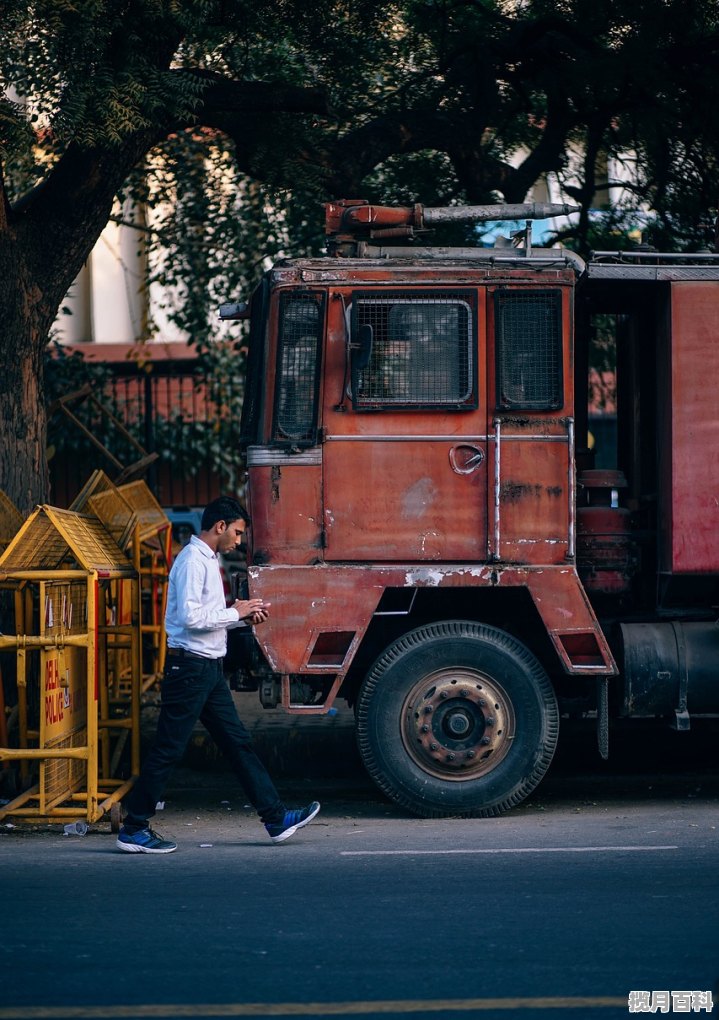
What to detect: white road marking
<box><xmin>340</xmin><ymin>845</ymin><xmax>679</xmax><ymax>856</ymax></box>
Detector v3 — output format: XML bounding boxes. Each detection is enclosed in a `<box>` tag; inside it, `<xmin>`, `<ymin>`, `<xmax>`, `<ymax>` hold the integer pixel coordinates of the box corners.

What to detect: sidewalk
<box><xmin>137</xmin><ymin>691</ymin><xmax>384</xmax><ymax>838</ymax></box>
<box><xmin>0</xmin><ymin>693</ymin><xmax>377</xmax><ymax>839</ymax></box>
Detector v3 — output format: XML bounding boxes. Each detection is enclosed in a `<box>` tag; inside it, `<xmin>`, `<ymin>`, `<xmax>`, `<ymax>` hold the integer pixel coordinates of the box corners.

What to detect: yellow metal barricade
<box><xmin>68</xmin><ymin>469</ymin><xmax>117</xmax><ymax>515</ymax></box>
<box><xmin>0</xmin><ymin>506</ymin><xmax>140</xmax><ymax>827</ymax></box>
<box><xmin>116</xmin><ymin>481</ymin><xmax>172</xmax><ymax>691</ymax></box>
<box><xmin>71</xmin><ymin>473</ymin><xmax>172</xmax><ymax>694</ymax></box>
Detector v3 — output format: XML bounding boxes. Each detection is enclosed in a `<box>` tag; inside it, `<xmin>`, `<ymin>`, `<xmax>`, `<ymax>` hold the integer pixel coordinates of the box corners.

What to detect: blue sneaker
<box><xmin>265</xmin><ymin>801</ymin><xmax>320</xmax><ymax>844</ymax></box>
<box><xmin>116</xmin><ymin>826</ymin><xmax>177</xmax><ymax>854</ymax></box>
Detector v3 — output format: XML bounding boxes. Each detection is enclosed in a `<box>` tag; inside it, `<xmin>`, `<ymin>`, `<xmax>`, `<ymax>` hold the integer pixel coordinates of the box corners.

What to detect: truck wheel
<box><xmin>356</xmin><ymin>620</ymin><xmax>559</xmax><ymax>818</ymax></box>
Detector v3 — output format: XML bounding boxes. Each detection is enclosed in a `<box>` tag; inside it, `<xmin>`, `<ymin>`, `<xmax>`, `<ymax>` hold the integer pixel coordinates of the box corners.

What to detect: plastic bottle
<box><xmin>63</xmin><ymin>821</ymin><xmax>88</xmax><ymax>836</ymax></box>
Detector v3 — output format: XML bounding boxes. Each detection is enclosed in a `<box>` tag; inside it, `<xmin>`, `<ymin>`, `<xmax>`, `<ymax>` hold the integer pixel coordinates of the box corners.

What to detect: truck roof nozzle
<box><xmin>325</xmin><ymin>199</ymin><xmax>580</xmax><ymax>243</ymax></box>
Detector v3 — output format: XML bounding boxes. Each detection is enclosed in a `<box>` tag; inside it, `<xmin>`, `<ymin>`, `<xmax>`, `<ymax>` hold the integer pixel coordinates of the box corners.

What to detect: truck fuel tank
<box><xmin>619</xmin><ymin>621</ymin><xmax>719</xmax><ymax>726</ymax></box>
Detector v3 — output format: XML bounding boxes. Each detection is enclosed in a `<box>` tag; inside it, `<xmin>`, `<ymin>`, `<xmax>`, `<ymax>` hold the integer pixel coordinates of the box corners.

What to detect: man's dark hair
<box><xmin>201</xmin><ymin>496</ymin><xmax>248</xmax><ymax>531</ymax></box>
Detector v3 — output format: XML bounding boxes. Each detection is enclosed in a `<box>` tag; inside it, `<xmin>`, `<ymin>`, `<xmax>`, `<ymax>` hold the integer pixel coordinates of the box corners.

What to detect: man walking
<box><xmin>116</xmin><ymin>496</ymin><xmax>320</xmax><ymax>853</ymax></box>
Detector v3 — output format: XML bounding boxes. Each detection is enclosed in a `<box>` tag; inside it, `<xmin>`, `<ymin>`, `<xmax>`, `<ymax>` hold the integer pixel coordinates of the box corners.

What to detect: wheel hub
<box><xmin>444</xmin><ymin>708</ymin><xmax>472</xmax><ymax>737</ymax></box>
<box><xmin>401</xmin><ymin>667</ymin><xmax>515</xmax><ymax>781</ymax></box>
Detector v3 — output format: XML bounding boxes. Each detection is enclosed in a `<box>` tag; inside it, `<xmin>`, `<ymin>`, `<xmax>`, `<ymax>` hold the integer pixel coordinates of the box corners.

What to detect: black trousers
<box><xmin>123</xmin><ymin>655</ymin><xmax>285</xmax><ymax>828</ymax></box>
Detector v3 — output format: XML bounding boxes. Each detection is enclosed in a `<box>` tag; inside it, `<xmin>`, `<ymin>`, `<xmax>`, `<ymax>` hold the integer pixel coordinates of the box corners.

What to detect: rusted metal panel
<box><xmin>246</xmin><ymin>564</ymin><xmax>385</xmax><ymax>674</ymax></box>
<box><xmin>525</xmin><ymin>567</ymin><xmax>617</xmax><ymax>674</ymax></box>
<box><xmin>271</xmin><ymin>263</ymin><xmax>578</xmax><ymax>288</ymax></box>
<box><xmin>323</xmin><ymin>438</ymin><xmax>488</xmax><ymax>560</ymax></box>
<box><xmin>663</xmin><ymin>283</ymin><xmax>719</xmax><ymax>572</ymax></box>
<box><xmin>247</xmin><ymin>563</ymin><xmax>615</xmax><ymax>679</ymax></box>
<box><xmin>247</xmin><ymin>462</ymin><xmax>323</xmax><ymax>565</ymax></box>
<box><xmin>487</xmin><ymin>423</ymin><xmax>572</xmax><ymax>564</ymax></box>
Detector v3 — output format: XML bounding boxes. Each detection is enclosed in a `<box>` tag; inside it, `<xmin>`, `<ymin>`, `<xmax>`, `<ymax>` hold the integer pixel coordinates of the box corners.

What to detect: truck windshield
<box><xmin>351</xmin><ymin>290</ymin><xmax>475</xmax><ymax>410</ymax></box>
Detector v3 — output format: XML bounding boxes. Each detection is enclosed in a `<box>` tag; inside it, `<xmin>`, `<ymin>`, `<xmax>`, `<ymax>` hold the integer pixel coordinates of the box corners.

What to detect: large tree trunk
<box><xmin>0</xmin><ymin>79</ymin><xmax>329</xmax><ymax>516</ymax></box>
<box><xmin>0</xmin><ymin>258</ymin><xmax>52</xmax><ymax>513</ymax></box>
<box><xmin>0</xmin><ymin>138</ymin><xmax>158</xmax><ymax>513</ymax></box>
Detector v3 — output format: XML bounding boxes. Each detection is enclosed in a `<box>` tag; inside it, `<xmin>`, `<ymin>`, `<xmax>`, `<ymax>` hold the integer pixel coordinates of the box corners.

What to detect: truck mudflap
<box><xmin>246</xmin><ymin>561</ymin><xmax>617</xmax><ymax>682</ymax></box>
<box><xmin>525</xmin><ymin>566</ymin><xmax>617</xmax><ymax>675</ymax></box>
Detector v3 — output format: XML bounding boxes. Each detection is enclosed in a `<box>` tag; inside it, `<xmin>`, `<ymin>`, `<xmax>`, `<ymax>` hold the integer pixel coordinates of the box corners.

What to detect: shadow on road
<box><xmin>179</xmin><ymin>694</ymin><xmax>719</xmax><ymax>818</ymax></box>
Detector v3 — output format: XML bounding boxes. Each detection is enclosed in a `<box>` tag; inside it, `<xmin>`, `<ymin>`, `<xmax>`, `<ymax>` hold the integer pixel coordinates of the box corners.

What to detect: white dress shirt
<box><xmin>165</xmin><ymin>535</ymin><xmax>246</xmax><ymax>659</ymax></box>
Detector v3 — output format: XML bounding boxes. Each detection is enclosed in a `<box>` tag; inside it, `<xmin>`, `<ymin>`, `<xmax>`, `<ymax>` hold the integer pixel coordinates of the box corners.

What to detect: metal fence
<box><xmin>49</xmin><ymin>357</ymin><xmax>244</xmax><ymax>510</ymax></box>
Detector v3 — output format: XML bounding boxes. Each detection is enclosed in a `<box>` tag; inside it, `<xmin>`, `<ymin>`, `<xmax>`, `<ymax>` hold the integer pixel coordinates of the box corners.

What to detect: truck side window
<box><xmin>351</xmin><ymin>291</ymin><xmax>475</xmax><ymax>410</ymax></box>
<box><xmin>272</xmin><ymin>292</ymin><xmax>324</xmax><ymax>445</ymax></box>
<box><xmin>494</xmin><ymin>289</ymin><xmax>563</xmax><ymax>410</ymax></box>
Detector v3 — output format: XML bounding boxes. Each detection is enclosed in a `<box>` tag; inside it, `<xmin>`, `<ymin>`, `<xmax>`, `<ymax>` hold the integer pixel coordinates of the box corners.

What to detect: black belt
<box><xmin>166</xmin><ymin>648</ymin><xmax>217</xmax><ymax>662</ymax></box>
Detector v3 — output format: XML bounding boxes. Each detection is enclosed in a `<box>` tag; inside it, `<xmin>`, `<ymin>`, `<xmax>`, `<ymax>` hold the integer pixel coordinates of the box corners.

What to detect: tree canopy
<box><xmin>1</xmin><ymin>0</ymin><xmax>719</xmax><ymax>509</ymax></box>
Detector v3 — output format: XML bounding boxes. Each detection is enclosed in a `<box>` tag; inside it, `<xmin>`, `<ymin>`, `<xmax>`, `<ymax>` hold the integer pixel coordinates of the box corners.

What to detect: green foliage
<box><xmin>5</xmin><ymin>0</ymin><xmax>719</xmax><ymax>506</ymax></box>
<box><xmin>45</xmin><ymin>338</ymin><xmax>111</xmax><ymax>408</ymax></box>
<box><xmin>6</xmin><ymin>1</ymin><xmax>719</xmax><ymax>241</ymax></box>
<box><xmin>2</xmin><ymin>1</ymin><xmax>207</xmax><ymax>146</ymax></box>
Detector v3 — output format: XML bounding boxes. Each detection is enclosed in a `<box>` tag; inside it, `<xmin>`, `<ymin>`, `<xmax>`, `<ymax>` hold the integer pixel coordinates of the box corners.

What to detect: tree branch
<box><xmin>9</xmin><ymin>73</ymin><xmax>330</xmax><ymax>324</ymax></box>
<box><xmin>192</xmin><ymin>71</ymin><xmax>329</xmax><ymax>119</ymax></box>
<box><xmin>296</xmin><ymin>109</ymin><xmax>470</xmax><ymax>197</ymax></box>
<box><xmin>502</xmin><ymin>112</ymin><xmax>576</xmax><ymax>204</ymax></box>
<box><xmin>14</xmin><ymin>132</ymin><xmax>159</xmax><ymax>320</ymax></box>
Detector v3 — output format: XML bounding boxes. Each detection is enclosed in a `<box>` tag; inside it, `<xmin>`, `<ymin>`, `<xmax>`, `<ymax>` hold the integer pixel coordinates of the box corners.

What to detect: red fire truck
<box><xmin>221</xmin><ymin>199</ymin><xmax>719</xmax><ymax>818</ymax></box>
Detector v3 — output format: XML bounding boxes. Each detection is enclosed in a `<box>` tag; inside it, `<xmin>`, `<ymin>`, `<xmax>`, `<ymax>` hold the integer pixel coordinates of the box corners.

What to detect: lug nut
<box><xmin>421</xmin><ymin>724</ymin><xmax>429</xmax><ymax>733</ymax></box>
<box><xmin>424</xmin><ymin>706</ymin><xmax>433</xmax><ymax>714</ymax></box>
<box><xmin>479</xmin><ymin>699</ymin><xmax>487</xmax><ymax>707</ymax></box>
<box><xmin>430</xmin><ymin>742</ymin><xmax>439</xmax><ymax>751</ymax></box>
<box><xmin>480</xmin><ymin>737</ymin><xmax>491</xmax><ymax>746</ymax></box>
<box><xmin>466</xmin><ymin>750</ymin><xmax>476</xmax><ymax>758</ymax></box>
<box><xmin>485</xmin><ymin>717</ymin><xmax>495</xmax><ymax>726</ymax></box>
<box><xmin>447</xmin><ymin>753</ymin><xmax>456</xmax><ymax>761</ymax></box>
<box><xmin>460</xmin><ymin>689</ymin><xmax>468</xmax><ymax>697</ymax></box>
<box><xmin>440</xmin><ymin>691</ymin><xmax>448</xmax><ymax>699</ymax></box>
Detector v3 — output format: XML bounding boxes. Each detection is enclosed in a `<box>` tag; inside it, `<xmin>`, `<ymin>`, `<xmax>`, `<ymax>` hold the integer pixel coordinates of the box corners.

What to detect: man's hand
<box><xmin>233</xmin><ymin>598</ymin><xmax>271</xmax><ymax>624</ymax></box>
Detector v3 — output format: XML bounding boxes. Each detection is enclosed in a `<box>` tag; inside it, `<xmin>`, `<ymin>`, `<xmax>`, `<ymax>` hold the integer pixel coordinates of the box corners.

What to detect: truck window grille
<box><xmin>273</xmin><ymin>292</ymin><xmax>323</xmax><ymax>444</ymax></box>
<box><xmin>352</xmin><ymin>292</ymin><xmax>474</xmax><ymax>409</ymax></box>
<box><xmin>495</xmin><ymin>290</ymin><xmax>563</xmax><ymax>410</ymax></box>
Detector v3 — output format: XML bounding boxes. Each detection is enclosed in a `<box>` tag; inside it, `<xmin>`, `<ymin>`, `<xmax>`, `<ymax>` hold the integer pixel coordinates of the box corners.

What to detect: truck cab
<box><xmin>225</xmin><ymin>201</ymin><xmax>719</xmax><ymax>818</ymax></box>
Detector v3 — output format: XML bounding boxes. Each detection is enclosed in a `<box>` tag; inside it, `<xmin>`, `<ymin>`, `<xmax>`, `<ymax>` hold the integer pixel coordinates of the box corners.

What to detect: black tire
<box><xmin>356</xmin><ymin>620</ymin><xmax>559</xmax><ymax>818</ymax></box>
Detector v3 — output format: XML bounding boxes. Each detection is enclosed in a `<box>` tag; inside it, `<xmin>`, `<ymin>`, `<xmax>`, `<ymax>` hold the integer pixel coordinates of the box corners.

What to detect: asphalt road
<box><xmin>1</xmin><ymin>719</ymin><xmax>718</xmax><ymax>1020</ymax></box>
